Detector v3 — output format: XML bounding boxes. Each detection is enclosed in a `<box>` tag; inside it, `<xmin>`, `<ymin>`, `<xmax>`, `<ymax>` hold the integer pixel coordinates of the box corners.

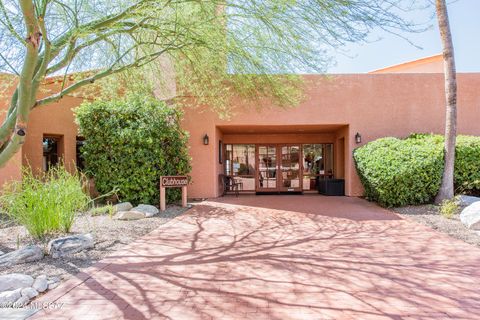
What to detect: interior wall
<box><xmin>335</xmin><ymin>138</ymin><xmax>345</xmax><ymax>179</ymax></box>
<box><xmin>334</xmin><ymin>126</ymin><xmax>349</xmax><ymax>194</ymax></box>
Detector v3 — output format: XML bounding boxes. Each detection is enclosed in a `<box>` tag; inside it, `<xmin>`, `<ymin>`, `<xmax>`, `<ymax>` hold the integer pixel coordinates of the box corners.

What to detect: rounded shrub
<box><xmin>354</xmin><ymin>134</ymin><xmax>444</xmax><ymax>207</ymax></box>
<box><xmin>354</xmin><ymin>133</ymin><xmax>480</xmax><ymax>207</ymax></box>
<box><xmin>455</xmin><ymin>135</ymin><xmax>480</xmax><ymax>193</ymax></box>
<box><xmin>75</xmin><ymin>94</ymin><xmax>191</xmax><ymax>205</ymax></box>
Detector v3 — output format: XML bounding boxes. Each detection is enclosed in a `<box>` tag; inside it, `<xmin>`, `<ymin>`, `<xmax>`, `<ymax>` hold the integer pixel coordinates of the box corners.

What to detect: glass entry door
<box><xmin>257</xmin><ymin>145</ymin><xmax>278</xmax><ymax>191</ymax></box>
<box><xmin>256</xmin><ymin>144</ymin><xmax>302</xmax><ymax>192</ymax></box>
<box><xmin>279</xmin><ymin>145</ymin><xmax>301</xmax><ymax>191</ymax></box>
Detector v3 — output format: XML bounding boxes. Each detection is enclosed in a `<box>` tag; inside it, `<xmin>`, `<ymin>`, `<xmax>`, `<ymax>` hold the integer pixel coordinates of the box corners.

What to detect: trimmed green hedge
<box><xmin>75</xmin><ymin>94</ymin><xmax>191</xmax><ymax>205</ymax></box>
<box><xmin>455</xmin><ymin>135</ymin><xmax>480</xmax><ymax>191</ymax></box>
<box><xmin>354</xmin><ymin>134</ymin><xmax>480</xmax><ymax>207</ymax></box>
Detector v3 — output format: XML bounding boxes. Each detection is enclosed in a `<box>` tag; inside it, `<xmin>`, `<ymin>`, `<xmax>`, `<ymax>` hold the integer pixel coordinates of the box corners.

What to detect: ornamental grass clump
<box><xmin>0</xmin><ymin>165</ymin><xmax>90</xmax><ymax>239</ymax></box>
<box><xmin>439</xmin><ymin>197</ymin><xmax>460</xmax><ymax>219</ymax></box>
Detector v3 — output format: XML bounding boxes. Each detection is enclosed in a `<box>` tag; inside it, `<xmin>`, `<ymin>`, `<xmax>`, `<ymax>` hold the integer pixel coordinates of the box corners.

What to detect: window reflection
<box><xmin>225</xmin><ymin>144</ymin><xmax>256</xmax><ymax>191</ymax></box>
<box><xmin>258</xmin><ymin>145</ymin><xmax>277</xmax><ymax>189</ymax></box>
<box><xmin>225</xmin><ymin>143</ymin><xmax>334</xmax><ymax>192</ymax></box>
<box><xmin>302</xmin><ymin>144</ymin><xmax>334</xmax><ymax>190</ymax></box>
<box><xmin>281</xmin><ymin>145</ymin><xmax>300</xmax><ymax>189</ymax></box>
<box><xmin>43</xmin><ymin>136</ymin><xmax>60</xmax><ymax>171</ymax></box>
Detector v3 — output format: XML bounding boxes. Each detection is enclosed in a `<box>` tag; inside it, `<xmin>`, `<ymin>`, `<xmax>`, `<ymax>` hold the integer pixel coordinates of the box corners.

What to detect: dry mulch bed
<box><xmin>0</xmin><ymin>205</ymin><xmax>187</xmax><ymax>281</ymax></box>
<box><xmin>392</xmin><ymin>204</ymin><xmax>480</xmax><ymax>247</ymax></box>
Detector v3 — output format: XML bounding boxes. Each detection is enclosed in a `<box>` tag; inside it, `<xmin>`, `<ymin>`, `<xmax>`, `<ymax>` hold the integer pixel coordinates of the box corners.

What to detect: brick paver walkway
<box><xmin>32</xmin><ymin>196</ymin><xmax>480</xmax><ymax>319</ymax></box>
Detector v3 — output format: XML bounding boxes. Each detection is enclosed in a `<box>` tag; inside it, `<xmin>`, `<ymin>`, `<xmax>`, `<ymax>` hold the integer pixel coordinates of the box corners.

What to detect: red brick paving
<box><xmin>31</xmin><ymin>196</ymin><xmax>480</xmax><ymax>319</ymax></box>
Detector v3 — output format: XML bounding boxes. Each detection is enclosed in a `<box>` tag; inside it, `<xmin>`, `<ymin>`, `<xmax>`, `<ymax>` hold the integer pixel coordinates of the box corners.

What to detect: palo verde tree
<box><xmin>0</xmin><ymin>0</ymin><xmax>428</xmax><ymax>168</ymax></box>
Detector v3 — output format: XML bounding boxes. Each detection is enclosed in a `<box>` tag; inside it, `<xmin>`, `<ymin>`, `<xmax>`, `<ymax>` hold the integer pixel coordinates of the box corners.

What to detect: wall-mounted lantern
<box><xmin>355</xmin><ymin>132</ymin><xmax>362</xmax><ymax>144</ymax></box>
<box><xmin>203</xmin><ymin>134</ymin><xmax>209</xmax><ymax>145</ymax></box>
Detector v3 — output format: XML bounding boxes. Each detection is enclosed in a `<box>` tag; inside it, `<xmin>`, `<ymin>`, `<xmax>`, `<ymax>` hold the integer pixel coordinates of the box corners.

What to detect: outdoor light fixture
<box><xmin>355</xmin><ymin>132</ymin><xmax>362</xmax><ymax>144</ymax></box>
<box><xmin>203</xmin><ymin>134</ymin><xmax>209</xmax><ymax>145</ymax></box>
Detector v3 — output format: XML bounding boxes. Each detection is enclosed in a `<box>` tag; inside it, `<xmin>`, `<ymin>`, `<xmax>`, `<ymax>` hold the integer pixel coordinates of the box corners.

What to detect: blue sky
<box><xmin>328</xmin><ymin>0</ymin><xmax>480</xmax><ymax>73</ymax></box>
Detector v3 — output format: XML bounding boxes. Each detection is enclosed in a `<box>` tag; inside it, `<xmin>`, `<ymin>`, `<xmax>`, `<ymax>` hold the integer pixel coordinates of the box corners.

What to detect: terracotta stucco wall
<box><xmin>181</xmin><ymin>73</ymin><xmax>480</xmax><ymax>198</ymax></box>
<box><xmin>1</xmin><ymin>72</ymin><xmax>479</xmax><ymax>200</ymax></box>
<box><xmin>22</xmin><ymin>95</ymin><xmax>82</xmax><ymax>174</ymax></box>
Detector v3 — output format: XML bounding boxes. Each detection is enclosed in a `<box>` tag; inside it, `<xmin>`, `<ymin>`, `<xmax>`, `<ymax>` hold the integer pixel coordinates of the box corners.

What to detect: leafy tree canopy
<box><xmin>0</xmin><ymin>0</ymin><xmax>430</xmax><ymax>166</ymax></box>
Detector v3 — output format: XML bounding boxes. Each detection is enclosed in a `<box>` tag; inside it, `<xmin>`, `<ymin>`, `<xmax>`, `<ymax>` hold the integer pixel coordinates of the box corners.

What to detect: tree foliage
<box><xmin>0</xmin><ymin>0</ymin><xmax>429</xmax><ymax>167</ymax></box>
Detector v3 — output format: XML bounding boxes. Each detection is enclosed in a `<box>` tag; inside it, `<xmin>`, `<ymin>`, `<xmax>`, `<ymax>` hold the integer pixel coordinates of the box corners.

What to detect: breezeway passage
<box><xmin>32</xmin><ymin>196</ymin><xmax>480</xmax><ymax>319</ymax></box>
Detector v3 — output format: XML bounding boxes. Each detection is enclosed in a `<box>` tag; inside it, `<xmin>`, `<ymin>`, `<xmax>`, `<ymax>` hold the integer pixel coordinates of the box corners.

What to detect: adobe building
<box><xmin>1</xmin><ymin>55</ymin><xmax>479</xmax><ymax>199</ymax></box>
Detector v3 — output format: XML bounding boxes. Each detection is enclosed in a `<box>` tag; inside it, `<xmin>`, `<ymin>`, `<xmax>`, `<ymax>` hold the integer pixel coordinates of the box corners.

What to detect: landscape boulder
<box><xmin>32</xmin><ymin>275</ymin><xmax>48</xmax><ymax>293</ymax></box>
<box><xmin>20</xmin><ymin>287</ymin><xmax>38</xmax><ymax>299</ymax></box>
<box><xmin>14</xmin><ymin>295</ymin><xmax>30</xmax><ymax>307</ymax></box>
<box><xmin>113</xmin><ymin>202</ymin><xmax>133</xmax><ymax>213</ymax></box>
<box><xmin>460</xmin><ymin>202</ymin><xmax>480</xmax><ymax>230</ymax></box>
<box><xmin>458</xmin><ymin>195</ymin><xmax>480</xmax><ymax>207</ymax></box>
<box><xmin>0</xmin><ymin>274</ymin><xmax>61</xmax><ymax>307</ymax></box>
<box><xmin>47</xmin><ymin>277</ymin><xmax>61</xmax><ymax>290</ymax></box>
<box><xmin>114</xmin><ymin>210</ymin><xmax>145</xmax><ymax>220</ymax></box>
<box><xmin>132</xmin><ymin>204</ymin><xmax>159</xmax><ymax>217</ymax></box>
<box><xmin>47</xmin><ymin>234</ymin><xmax>94</xmax><ymax>258</ymax></box>
<box><xmin>0</xmin><ymin>288</ymin><xmax>21</xmax><ymax>306</ymax></box>
<box><xmin>0</xmin><ymin>245</ymin><xmax>44</xmax><ymax>267</ymax></box>
<box><xmin>0</xmin><ymin>274</ymin><xmax>34</xmax><ymax>292</ymax></box>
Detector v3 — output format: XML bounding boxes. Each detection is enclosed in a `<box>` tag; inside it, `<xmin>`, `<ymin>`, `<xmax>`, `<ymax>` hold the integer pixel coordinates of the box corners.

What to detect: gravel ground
<box><xmin>392</xmin><ymin>204</ymin><xmax>480</xmax><ymax>247</ymax></box>
<box><xmin>0</xmin><ymin>205</ymin><xmax>187</xmax><ymax>281</ymax></box>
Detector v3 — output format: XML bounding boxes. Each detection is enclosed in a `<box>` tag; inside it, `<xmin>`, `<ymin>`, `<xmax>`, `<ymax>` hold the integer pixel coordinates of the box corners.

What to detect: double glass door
<box><xmin>257</xmin><ymin>144</ymin><xmax>301</xmax><ymax>192</ymax></box>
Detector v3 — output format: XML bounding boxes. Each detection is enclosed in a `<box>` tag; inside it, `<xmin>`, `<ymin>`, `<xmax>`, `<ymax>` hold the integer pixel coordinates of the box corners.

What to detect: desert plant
<box><xmin>0</xmin><ymin>165</ymin><xmax>90</xmax><ymax>239</ymax></box>
<box><xmin>439</xmin><ymin>197</ymin><xmax>459</xmax><ymax>219</ymax></box>
<box><xmin>75</xmin><ymin>94</ymin><xmax>191</xmax><ymax>205</ymax></box>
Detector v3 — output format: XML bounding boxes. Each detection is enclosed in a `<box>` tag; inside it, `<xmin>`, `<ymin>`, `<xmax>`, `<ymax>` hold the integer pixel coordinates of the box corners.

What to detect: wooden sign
<box><xmin>159</xmin><ymin>176</ymin><xmax>188</xmax><ymax>211</ymax></box>
<box><xmin>161</xmin><ymin>176</ymin><xmax>188</xmax><ymax>187</ymax></box>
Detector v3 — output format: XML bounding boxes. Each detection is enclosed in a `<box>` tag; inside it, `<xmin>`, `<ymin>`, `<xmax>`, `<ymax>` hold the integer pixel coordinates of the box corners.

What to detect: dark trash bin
<box><xmin>318</xmin><ymin>179</ymin><xmax>345</xmax><ymax>196</ymax></box>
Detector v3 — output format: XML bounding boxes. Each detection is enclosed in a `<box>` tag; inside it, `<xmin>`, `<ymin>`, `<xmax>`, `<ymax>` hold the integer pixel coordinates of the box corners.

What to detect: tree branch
<box><xmin>36</xmin><ymin>45</ymin><xmax>186</xmax><ymax>107</ymax></box>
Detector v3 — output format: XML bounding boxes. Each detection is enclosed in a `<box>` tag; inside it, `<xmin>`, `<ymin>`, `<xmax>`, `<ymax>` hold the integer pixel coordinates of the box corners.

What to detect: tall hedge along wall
<box><xmin>75</xmin><ymin>94</ymin><xmax>191</xmax><ymax>205</ymax></box>
<box><xmin>353</xmin><ymin>134</ymin><xmax>480</xmax><ymax>207</ymax></box>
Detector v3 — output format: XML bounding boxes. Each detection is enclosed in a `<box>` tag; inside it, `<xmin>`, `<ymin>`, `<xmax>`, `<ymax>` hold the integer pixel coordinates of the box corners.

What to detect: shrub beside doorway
<box><xmin>75</xmin><ymin>94</ymin><xmax>191</xmax><ymax>206</ymax></box>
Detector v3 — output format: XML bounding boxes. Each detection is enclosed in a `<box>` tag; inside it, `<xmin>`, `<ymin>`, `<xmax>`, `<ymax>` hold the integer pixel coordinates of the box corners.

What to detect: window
<box><xmin>76</xmin><ymin>137</ymin><xmax>86</xmax><ymax>171</ymax></box>
<box><xmin>225</xmin><ymin>144</ymin><xmax>256</xmax><ymax>191</ymax></box>
<box><xmin>43</xmin><ymin>136</ymin><xmax>60</xmax><ymax>171</ymax></box>
<box><xmin>302</xmin><ymin>144</ymin><xmax>334</xmax><ymax>190</ymax></box>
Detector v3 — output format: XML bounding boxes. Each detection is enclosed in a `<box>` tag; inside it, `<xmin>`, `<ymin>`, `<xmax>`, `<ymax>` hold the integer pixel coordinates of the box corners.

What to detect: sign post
<box><xmin>160</xmin><ymin>176</ymin><xmax>188</xmax><ymax>211</ymax></box>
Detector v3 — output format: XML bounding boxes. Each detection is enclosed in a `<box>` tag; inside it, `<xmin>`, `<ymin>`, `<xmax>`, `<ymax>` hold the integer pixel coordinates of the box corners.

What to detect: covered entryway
<box><xmin>219</xmin><ymin>124</ymin><xmax>346</xmax><ymax>195</ymax></box>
